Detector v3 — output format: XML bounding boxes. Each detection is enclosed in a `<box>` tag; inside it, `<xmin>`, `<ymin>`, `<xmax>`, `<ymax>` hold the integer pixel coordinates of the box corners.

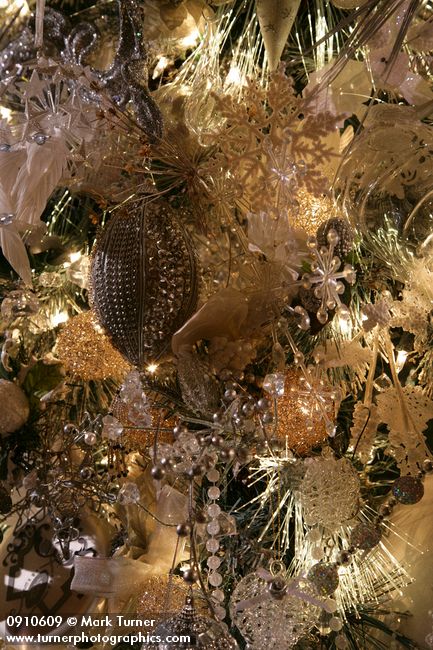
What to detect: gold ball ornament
<box><xmin>0</xmin><ymin>379</ymin><xmax>29</xmax><ymax>435</ymax></box>
<box><xmin>136</xmin><ymin>575</ymin><xmax>207</xmax><ymax>617</ymax></box>
<box><xmin>56</xmin><ymin>311</ymin><xmax>130</xmax><ymax>381</ymax></box>
<box><xmin>90</xmin><ymin>200</ymin><xmax>198</xmax><ymax>368</ymax></box>
<box><xmin>274</xmin><ymin>370</ymin><xmax>328</xmax><ymax>454</ymax></box>
<box><xmin>292</xmin><ymin>190</ymin><xmax>337</xmax><ymax>235</ymax></box>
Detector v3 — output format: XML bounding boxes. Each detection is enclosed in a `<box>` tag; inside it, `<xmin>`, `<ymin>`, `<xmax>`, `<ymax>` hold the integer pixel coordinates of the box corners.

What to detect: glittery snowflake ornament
<box><xmin>300</xmin><ymin>455</ymin><xmax>361</xmax><ymax>529</ymax></box>
<box><xmin>148</xmin><ymin>597</ymin><xmax>238</xmax><ymax>649</ymax></box>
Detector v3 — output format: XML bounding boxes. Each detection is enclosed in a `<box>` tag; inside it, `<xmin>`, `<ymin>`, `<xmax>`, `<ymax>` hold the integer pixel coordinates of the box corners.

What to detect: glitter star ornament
<box><xmin>300</xmin><ymin>454</ymin><xmax>361</xmax><ymax>529</ymax></box>
<box><xmin>149</xmin><ymin>597</ymin><xmax>238</xmax><ymax>649</ymax></box>
<box><xmin>91</xmin><ymin>200</ymin><xmax>198</xmax><ymax>368</ymax></box>
<box><xmin>56</xmin><ymin>311</ymin><xmax>130</xmax><ymax>381</ymax></box>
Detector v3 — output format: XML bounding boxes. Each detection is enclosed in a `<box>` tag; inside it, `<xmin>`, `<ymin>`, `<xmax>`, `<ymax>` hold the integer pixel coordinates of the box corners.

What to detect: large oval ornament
<box><xmin>91</xmin><ymin>200</ymin><xmax>198</xmax><ymax>367</ymax></box>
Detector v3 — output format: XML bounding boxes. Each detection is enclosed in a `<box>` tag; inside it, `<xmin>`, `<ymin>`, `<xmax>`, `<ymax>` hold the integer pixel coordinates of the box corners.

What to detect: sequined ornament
<box><xmin>392</xmin><ymin>476</ymin><xmax>424</xmax><ymax>505</ymax></box>
<box><xmin>230</xmin><ymin>571</ymin><xmax>318</xmax><ymax>649</ymax></box>
<box><xmin>91</xmin><ymin>200</ymin><xmax>198</xmax><ymax>368</ymax></box>
<box><xmin>300</xmin><ymin>456</ymin><xmax>361</xmax><ymax>529</ymax></box>
<box><xmin>0</xmin><ymin>380</ymin><xmax>30</xmax><ymax>435</ymax></box>
<box><xmin>350</xmin><ymin>522</ymin><xmax>382</xmax><ymax>551</ymax></box>
<box><xmin>56</xmin><ymin>311</ymin><xmax>130</xmax><ymax>381</ymax></box>
<box><xmin>273</xmin><ymin>370</ymin><xmax>328</xmax><ymax>455</ymax></box>
<box><xmin>307</xmin><ymin>563</ymin><xmax>339</xmax><ymax>596</ymax></box>
<box><xmin>316</xmin><ymin>218</ymin><xmax>354</xmax><ymax>261</ymax></box>
<box><xmin>136</xmin><ymin>575</ymin><xmax>206</xmax><ymax>618</ymax></box>
<box><xmin>149</xmin><ymin>597</ymin><xmax>238</xmax><ymax>649</ymax></box>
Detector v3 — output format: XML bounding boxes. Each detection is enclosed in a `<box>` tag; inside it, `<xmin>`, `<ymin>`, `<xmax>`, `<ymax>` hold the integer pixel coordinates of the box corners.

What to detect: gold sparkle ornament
<box><xmin>136</xmin><ymin>575</ymin><xmax>207</xmax><ymax>617</ymax></box>
<box><xmin>274</xmin><ymin>370</ymin><xmax>328</xmax><ymax>455</ymax></box>
<box><xmin>56</xmin><ymin>311</ymin><xmax>130</xmax><ymax>380</ymax></box>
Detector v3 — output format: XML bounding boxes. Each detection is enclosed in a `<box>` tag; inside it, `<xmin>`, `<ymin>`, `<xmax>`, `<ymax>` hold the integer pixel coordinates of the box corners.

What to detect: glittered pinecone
<box><xmin>316</xmin><ymin>218</ymin><xmax>354</xmax><ymax>259</ymax></box>
<box><xmin>91</xmin><ymin>200</ymin><xmax>198</xmax><ymax>367</ymax></box>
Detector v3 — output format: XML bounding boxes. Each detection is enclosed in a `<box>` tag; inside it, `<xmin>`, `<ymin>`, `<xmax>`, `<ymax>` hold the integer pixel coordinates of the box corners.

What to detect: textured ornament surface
<box><xmin>0</xmin><ymin>379</ymin><xmax>30</xmax><ymax>435</ymax></box>
<box><xmin>300</xmin><ymin>457</ymin><xmax>360</xmax><ymax>529</ymax></box>
<box><xmin>230</xmin><ymin>572</ymin><xmax>318</xmax><ymax>649</ymax></box>
<box><xmin>150</xmin><ymin>598</ymin><xmax>238</xmax><ymax>649</ymax></box>
<box><xmin>392</xmin><ymin>476</ymin><xmax>424</xmax><ymax>505</ymax></box>
<box><xmin>56</xmin><ymin>311</ymin><xmax>130</xmax><ymax>380</ymax></box>
<box><xmin>307</xmin><ymin>562</ymin><xmax>339</xmax><ymax>596</ymax></box>
<box><xmin>316</xmin><ymin>218</ymin><xmax>354</xmax><ymax>260</ymax></box>
<box><xmin>350</xmin><ymin>522</ymin><xmax>382</xmax><ymax>551</ymax></box>
<box><xmin>91</xmin><ymin>201</ymin><xmax>198</xmax><ymax>367</ymax></box>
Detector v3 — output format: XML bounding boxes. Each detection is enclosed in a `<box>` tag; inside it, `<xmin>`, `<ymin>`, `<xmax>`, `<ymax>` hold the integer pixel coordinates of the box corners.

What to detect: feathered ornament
<box><xmin>255</xmin><ymin>0</ymin><xmax>301</xmax><ymax>71</ymax></box>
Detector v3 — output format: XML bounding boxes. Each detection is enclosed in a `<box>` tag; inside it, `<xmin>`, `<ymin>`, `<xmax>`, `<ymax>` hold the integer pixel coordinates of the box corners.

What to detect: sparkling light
<box><xmin>51</xmin><ymin>310</ymin><xmax>69</xmax><ymax>327</ymax></box>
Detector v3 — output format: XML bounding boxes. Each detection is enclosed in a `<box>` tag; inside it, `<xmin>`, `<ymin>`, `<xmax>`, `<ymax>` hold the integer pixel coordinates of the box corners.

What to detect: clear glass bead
<box><xmin>207</xmin><ymin>521</ymin><xmax>220</xmax><ymax>535</ymax></box>
<box><xmin>208</xmin><ymin>486</ymin><xmax>221</xmax><ymax>500</ymax></box>
<box><xmin>207</xmin><ymin>556</ymin><xmax>222</xmax><ymax>569</ymax></box>
<box><xmin>208</xmin><ymin>503</ymin><xmax>221</xmax><ymax>518</ymax></box>
<box><xmin>206</xmin><ymin>538</ymin><xmax>220</xmax><ymax>553</ymax></box>
<box><xmin>209</xmin><ymin>572</ymin><xmax>223</xmax><ymax>587</ymax></box>
<box><xmin>207</xmin><ymin>469</ymin><xmax>220</xmax><ymax>482</ymax></box>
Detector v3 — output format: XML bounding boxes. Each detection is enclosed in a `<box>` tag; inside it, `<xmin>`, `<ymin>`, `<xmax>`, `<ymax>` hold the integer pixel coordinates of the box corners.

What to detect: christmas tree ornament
<box><xmin>149</xmin><ymin>596</ymin><xmax>239</xmax><ymax>649</ymax></box>
<box><xmin>300</xmin><ymin>455</ymin><xmax>361</xmax><ymax>529</ymax></box>
<box><xmin>301</xmin><ymin>232</ymin><xmax>356</xmax><ymax>325</ymax></box>
<box><xmin>230</xmin><ymin>569</ymin><xmax>320</xmax><ymax>650</ymax></box>
<box><xmin>91</xmin><ymin>200</ymin><xmax>198</xmax><ymax>368</ymax></box>
<box><xmin>307</xmin><ymin>562</ymin><xmax>339</xmax><ymax>596</ymax></box>
<box><xmin>177</xmin><ymin>352</ymin><xmax>221</xmax><ymax>416</ymax></box>
<box><xmin>56</xmin><ymin>311</ymin><xmax>130</xmax><ymax>381</ymax></box>
<box><xmin>255</xmin><ymin>0</ymin><xmax>301</xmax><ymax>71</ymax></box>
<box><xmin>316</xmin><ymin>218</ymin><xmax>354</xmax><ymax>261</ymax></box>
<box><xmin>136</xmin><ymin>575</ymin><xmax>205</xmax><ymax>618</ymax></box>
<box><xmin>92</xmin><ymin>0</ymin><xmax>163</xmax><ymax>142</ymax></box>
<box><xmin>392</xmin><ymin>475</ymin><xmax>424</xmax><ymax>505</ymax></box>
<box><xmin>0</xmin><ymin>379</ymin><xmax>30</xmax><ymax>435</ymax></box>
<box><xmin>272</xmin><ymin>370</ymin><xmax>328</xmax><ymax>455</ymax></box>
<box><xmin>350</xmin><ymin>522</ymin><xmax>382</xmax><ymax>551</ymax></box>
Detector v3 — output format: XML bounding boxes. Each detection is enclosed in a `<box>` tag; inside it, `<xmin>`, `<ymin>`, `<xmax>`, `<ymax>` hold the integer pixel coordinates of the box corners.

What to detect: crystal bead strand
<box><xmin>205</xmin><ymin>468</ymin><xmax>226</xmax><ymax>621</ymax></box>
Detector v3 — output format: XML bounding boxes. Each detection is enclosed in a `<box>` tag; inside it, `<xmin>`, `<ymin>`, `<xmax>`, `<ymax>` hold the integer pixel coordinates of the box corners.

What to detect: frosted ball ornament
<box><xmin>230</xmin><ymin>571</ymin><xmax>319</xmax><ymax>649</ymax></box>
<box><xmin>300</xmin><ymin>456</ymin><xmax>361</xmax><ymax>529</ymax></box>
<box><xmin>0</xmin><ymin>380</ymin><xmax>30</xmax><ymax>435</ymax></box>
<box><xmin>148</xmin><ymin>597</ymin><xmax>239</xmax><ymax>649</ymax></box>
